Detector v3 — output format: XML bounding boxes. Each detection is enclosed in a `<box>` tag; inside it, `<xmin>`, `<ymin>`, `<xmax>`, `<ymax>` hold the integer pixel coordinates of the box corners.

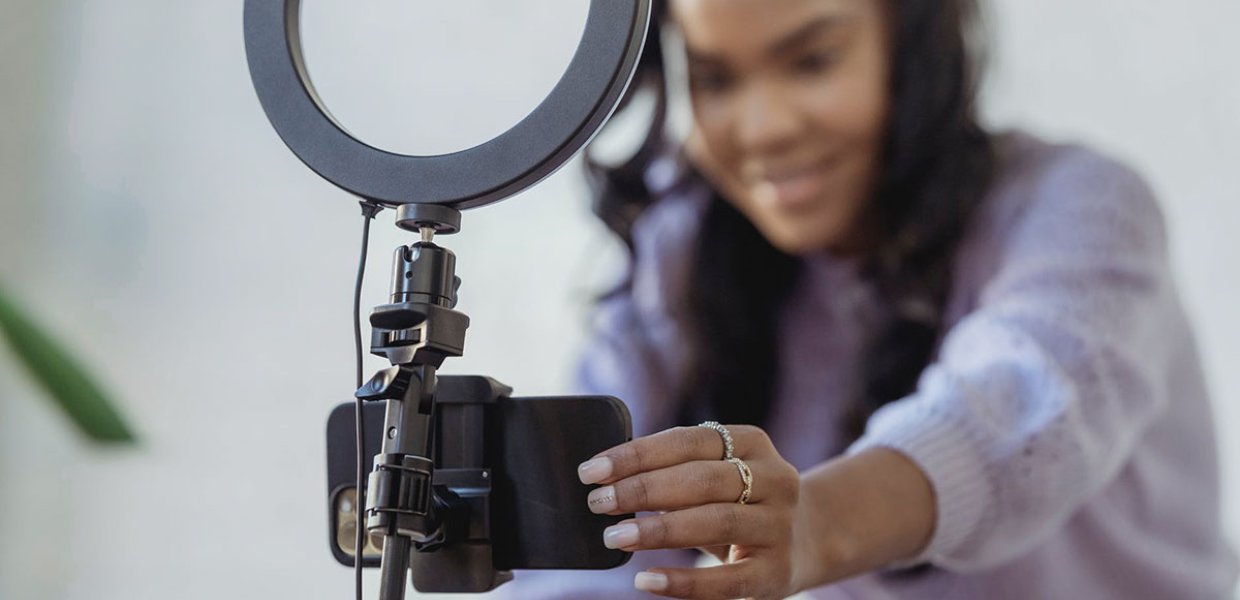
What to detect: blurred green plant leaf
<box><xmin>0</xmin><ymin>283</ymin><xmax>136</xmax><ymax>443</ymax></box>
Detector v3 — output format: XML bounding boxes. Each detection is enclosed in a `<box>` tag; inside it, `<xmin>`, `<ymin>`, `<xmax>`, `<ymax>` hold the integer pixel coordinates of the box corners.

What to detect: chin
<box><xmin>741</xmin><ymin>199</ymin><xmax>863</xmax><ymax>257</ymax></box>
<box><xmin>759</xmin><ymin>225</ymin><xmax>839</xmax><ymax>257</ymax></box>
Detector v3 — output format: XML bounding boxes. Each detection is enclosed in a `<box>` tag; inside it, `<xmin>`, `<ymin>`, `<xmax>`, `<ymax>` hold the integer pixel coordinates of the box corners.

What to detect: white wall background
<box><xmin>0</xmin><ymin>1</ymin><xmax>1236</xmax><ymax>598</ymax></box>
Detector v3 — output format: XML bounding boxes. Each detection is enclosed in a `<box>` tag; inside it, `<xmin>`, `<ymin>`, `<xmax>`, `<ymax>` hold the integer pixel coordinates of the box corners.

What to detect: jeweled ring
<box><xmin>727</xmin><ymin>457</ymin><xmax>753</xmax><ymax>505</ymax></box>
<box><xmin>697</xmin><ymin>421</ymin><xmax>734</xmax><ymax>460</ymax></box>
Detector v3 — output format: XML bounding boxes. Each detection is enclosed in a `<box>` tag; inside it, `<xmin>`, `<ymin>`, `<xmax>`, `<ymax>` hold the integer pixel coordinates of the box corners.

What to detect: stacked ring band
<box><xmin>728</xmin><ymin>457</ymin><xmax>754</xmax><ymax>504</ymax></box>
<box><xmin>698</xmin><ymin>421</ymin><xmax>735</xmax><ymax>460</ymax></box>
<box><xmin>697</xmin><ymin>422</ymin><xmax>753</xmax><ymax>504</ymax></box>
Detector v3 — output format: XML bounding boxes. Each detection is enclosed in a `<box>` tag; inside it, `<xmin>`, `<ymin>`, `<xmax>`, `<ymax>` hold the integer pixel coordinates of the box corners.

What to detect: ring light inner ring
<box><xmin>243</xmin><ymin>0</ymin><xmax>650</xmax><ymax>209</ymax></box>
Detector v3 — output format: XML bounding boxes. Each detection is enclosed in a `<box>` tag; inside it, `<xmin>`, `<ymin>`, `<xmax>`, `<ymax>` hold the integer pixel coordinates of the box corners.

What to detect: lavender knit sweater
<box><xmin>490</xmin><ymin>132</ymin><xmax>1238</xmax><ymax>599</ymax></box>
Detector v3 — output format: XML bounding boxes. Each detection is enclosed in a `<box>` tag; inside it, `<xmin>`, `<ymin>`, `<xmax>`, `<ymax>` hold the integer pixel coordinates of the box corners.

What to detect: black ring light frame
<box><xmin>244</xmin><ymin>0</ymin><xmax>652</xmax><ymax>220</ymax></box>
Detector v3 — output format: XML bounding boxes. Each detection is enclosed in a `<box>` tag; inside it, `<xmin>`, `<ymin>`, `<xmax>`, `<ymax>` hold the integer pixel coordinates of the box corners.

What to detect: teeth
<box><xmin>757</xmin><ymin>168</ymin><xmax>813</xmax><ymax>185</ymax></box>
<box><xmin>755</xmin><ymin>181</ymin><xmax>779</xmax><ymax>204</ymax></box>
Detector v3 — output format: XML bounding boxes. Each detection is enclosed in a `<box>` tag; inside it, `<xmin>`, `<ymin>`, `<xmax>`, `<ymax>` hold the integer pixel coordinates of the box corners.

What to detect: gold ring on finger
<box><xmin>727</xmin><ymin>457</ymin><xmax>753</xmax><ymax>505</ymax></box>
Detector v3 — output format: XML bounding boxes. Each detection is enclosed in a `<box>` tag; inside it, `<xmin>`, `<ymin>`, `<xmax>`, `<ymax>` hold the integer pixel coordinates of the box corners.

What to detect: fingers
<box><xmin>583</xmin><ymin>425</ymin><xmax>802</xmax><ymax>599</ymax></box>
<box><xmin>587</xmin><ymin>458</ymin><xmax>790</xmax><ymax>513</ymax></box>
<box><xmin>602</xmin><ymin>504</ymin><xmax>782</xmax><ymax>551</ymax></box>
<box><xmin>700</xmin><ymin>546</ymin><xmax>730</xmax><ymax>563</ymax></box>
<box><xmin>579</xmin><ymin>424</ymin><xmax>776</xmax><ymax>485</ymax></box>
<box><xmin>635</xmin><ymin>562</ymin><xmax>791</xmax><ymax>600</ymax></box>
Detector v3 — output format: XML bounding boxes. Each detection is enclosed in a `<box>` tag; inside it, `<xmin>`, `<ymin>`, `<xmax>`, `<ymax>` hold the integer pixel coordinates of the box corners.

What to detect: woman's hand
<box><xmin>576</xmin><ymin>424</ymin><xmax>821</xmax><ymax>600</ymax></box>
<box><xmin>578</xmin><ymin>425</ymin><xmax>939</xmax><ymax>599</ymax></box>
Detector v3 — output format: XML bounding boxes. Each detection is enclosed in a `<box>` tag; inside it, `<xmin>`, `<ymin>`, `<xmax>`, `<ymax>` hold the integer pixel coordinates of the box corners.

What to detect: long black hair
<box><xmin>586</xmin><ymin>0</ymin><xmax>996</xmax><ymax>442</ymax></box>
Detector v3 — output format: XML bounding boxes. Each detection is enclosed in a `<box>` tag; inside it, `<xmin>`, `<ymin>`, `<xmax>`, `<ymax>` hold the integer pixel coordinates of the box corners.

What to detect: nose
<box><xmin>732</xmin><ymin>81</ymin><xmax>801</xmax><ymax>155</ymax></box>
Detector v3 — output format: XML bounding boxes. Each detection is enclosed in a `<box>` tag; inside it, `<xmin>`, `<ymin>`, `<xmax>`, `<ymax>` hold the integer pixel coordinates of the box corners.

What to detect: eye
<box><xmin>689</xmin><ymin>68</ymin><xmax>736</xmax><ymax>94</ymax></box>
<box><xmin>790</xmin><ymin>50</ymin><xmax>838</xmax><ymax>76</ymax></box>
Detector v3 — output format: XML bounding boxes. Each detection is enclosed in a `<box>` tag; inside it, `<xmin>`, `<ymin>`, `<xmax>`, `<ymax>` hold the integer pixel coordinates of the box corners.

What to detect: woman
<box><xmin>505</xmin><ymin>0</ymin><xmax>1238</xmax><ymax>598</ymax></box>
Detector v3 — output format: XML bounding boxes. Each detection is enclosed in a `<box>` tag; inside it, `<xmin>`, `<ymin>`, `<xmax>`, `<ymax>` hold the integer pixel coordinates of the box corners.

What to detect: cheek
<box><xmin>686</xmin><ymin>98</ymin><xmax>733</xmax><ymax>163</ymax></box>
<box><xmin>835</xmin><ymin>34</ymin><xmax>891</xmax><ymax>145</ymax></box>
<box><xmin>684</xmin><ymin>112</ymin><xmax>746</xmax><ymax>198</ymax></box>
<box><xmin>803</xmin><ymin>55</ymin><xmax>889</xmax><ymax>151</ymax></box>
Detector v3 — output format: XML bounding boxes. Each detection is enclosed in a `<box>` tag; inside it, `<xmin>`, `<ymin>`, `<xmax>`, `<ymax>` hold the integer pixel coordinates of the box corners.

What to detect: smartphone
<box><xmin>325</xmin><ymin>375</ymin><xmax>634</xmax><ymax>575</ymax></box>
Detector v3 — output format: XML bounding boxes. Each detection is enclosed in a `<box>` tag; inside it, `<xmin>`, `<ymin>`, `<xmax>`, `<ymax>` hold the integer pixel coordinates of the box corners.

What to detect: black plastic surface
<box><xmin>244</xmin><ymin>0</ymin><xmax>651</xmax><ymax>209</ymax></box>
<box><xmin>489</xmin><ymin>394</ymin><xmax>633</xmax><ymax>570</ymax></box>
<box><xmin>326</xmin><ymin>401</ymin><xmax>386</xmax><ymax>567</ymax></box>
<box><xmin>325</xmin><ymin>379</ymin><xmax>633</xmax><ymax>571</ymax></box>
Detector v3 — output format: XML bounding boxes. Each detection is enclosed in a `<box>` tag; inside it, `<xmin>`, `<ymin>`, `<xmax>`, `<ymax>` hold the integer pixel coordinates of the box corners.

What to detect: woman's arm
<box><xmin>794</xmin><ymin>447</ymin><xmax>936</xmax><ymax>587</ymax></box>
<box><xmin>577</xmin><ymin>148</ymin><xmax>1181</xmax><ymax>598</ymax></box>
<box><xmin>845</xmin><ymin>149</ymin><xmax>1175</xmax><ymax>570</ymax></box>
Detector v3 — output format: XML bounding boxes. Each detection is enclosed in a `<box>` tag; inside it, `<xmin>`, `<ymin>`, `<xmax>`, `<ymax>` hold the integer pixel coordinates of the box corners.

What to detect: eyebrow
<box><xmin>685</xmin><ymin>14</ymin><xmax>855</xmax><ymax>65</ymax></box>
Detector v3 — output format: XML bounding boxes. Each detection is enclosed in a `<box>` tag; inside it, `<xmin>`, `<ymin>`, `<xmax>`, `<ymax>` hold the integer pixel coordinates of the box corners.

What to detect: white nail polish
<box><xmin>603</xmin><ymin>523</ymin><xmax>640</xmax><ymax>549</ymax></box>
<box><xmin>587</xmin><ymin>485</ymin><xmax>618</xmax><ymax>514</ymax></box>
<box><xmin>634</xmin><ymin>571</ymin><xmax>668</xmax><ymax>593</ymax></box>
<box><xmin>577</xmin><ymin>457</ymin><xmax>614</xmax><ymax>484</ymax></box>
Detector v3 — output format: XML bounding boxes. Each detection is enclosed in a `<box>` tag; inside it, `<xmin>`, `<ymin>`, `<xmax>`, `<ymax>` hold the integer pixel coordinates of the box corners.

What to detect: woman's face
<box><xmin>672</xmin><ymin>0</ymin><xmax>891</xmax><ymax>256</ymax></box>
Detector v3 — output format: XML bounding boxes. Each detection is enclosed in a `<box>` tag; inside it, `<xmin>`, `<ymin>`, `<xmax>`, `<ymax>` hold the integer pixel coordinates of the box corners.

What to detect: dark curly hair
<box><xmin>586</xmin><ymin>0</ymin><xmax>996</xmax><ymax>443</ymax></box>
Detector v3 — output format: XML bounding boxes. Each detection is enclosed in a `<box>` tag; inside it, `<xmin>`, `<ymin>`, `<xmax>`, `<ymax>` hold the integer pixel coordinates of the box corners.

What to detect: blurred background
<box><xmin>1</xmin><ymin>1</ymin><xmax>1236</xmax><ymax>598</ymax></box>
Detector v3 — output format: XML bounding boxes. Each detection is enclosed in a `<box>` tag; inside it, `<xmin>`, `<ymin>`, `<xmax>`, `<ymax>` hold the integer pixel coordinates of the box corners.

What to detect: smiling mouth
<box><xmin>751</xmin><ymin>163</ymin><xmax>833</xmax><ymax>211</ymax></box>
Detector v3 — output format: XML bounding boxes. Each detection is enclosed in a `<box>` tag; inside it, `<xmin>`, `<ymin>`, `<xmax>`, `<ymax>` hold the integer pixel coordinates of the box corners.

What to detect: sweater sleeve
<box><xmin>848</xmin><ymin>148</ymin><xmax>1177</xmax><ymax>571</ymax></box>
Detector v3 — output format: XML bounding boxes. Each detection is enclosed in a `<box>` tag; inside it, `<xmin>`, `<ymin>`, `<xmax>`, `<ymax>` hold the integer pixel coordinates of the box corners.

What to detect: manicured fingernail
<box><xmin>603</xmin><ymin>523</ymin><xmax>640</xmax><ymax>549</ymax></box>
<box><xmin>578</xmin><ymin>457</ymin><xmax>613</xmax><ymax>484</ymax></box>
<box><xmin>587</xmin><ymin>486</ymin><xmax>617</xmax><ymax>514</ymax></box>
<box><xmin>634</xmin><ymin>571</ymin><xmax>668</xmax><ymax>593</ymax></box>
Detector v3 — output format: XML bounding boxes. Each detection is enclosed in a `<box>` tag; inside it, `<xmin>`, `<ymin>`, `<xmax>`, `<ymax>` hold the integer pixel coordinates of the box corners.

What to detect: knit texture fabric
<box><xmin>488</xmin><ymin>132</ymin><xmax>1238</xmax><ymax>599</ymax></box>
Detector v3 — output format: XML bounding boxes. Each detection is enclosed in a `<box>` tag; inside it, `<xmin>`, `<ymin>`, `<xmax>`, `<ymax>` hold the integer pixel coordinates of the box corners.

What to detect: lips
<box><xmin>750</xmin><ymin>161</ymin><xmax>834</xmax><ymax>211</ymax></box>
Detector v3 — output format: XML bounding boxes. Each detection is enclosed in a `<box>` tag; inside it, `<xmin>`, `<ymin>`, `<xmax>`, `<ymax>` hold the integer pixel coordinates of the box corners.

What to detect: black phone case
<box><xmin>325</xmin><ymin>384</ymin><xmax>633</xmax><ymax>572</ymax></box>
<box><xmin>489</xmin><ymin>394</ymin><xmax>633</xmax><ymax>570</ymax></box>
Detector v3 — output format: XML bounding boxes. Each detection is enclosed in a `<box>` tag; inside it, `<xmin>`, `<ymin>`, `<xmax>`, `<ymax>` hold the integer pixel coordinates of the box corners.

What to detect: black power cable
<box><xmin>354</xmin><ymin>201</ymin><xmax>383</xmax><ymax>600</ymax></box>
